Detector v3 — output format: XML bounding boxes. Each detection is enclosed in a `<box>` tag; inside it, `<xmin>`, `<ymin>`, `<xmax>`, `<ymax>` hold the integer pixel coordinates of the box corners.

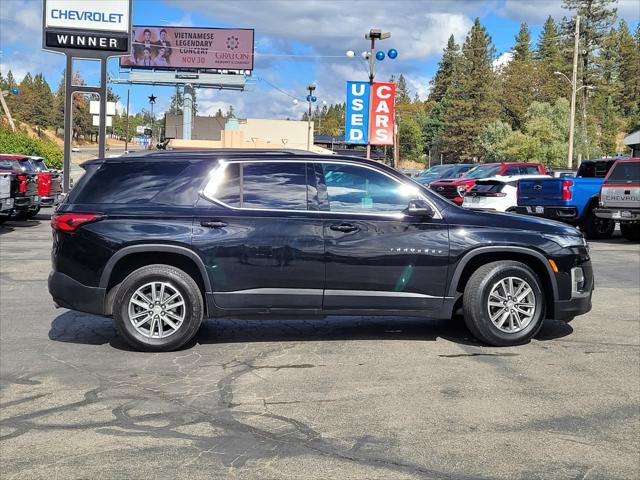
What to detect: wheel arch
<box><xmin>100</xmin><ymin>245</ymin><xmax>212</xmax><ymax>315</ymax></box>
<box><xmin>448</xmin><ymin>246</ymin><xmax>558</xmax><ymax>317</ymax></box>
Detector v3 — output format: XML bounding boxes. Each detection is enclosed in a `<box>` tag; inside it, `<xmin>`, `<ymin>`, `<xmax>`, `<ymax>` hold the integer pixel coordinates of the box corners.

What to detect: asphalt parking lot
<box><xmin>1</xmin><ymin>214</ymin><xmax>639</xmax><ymax>479</ymax></box>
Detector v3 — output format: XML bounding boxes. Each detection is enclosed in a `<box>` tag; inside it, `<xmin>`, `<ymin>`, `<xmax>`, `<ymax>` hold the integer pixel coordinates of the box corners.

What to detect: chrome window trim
<box><xmin>200</xmin><ymin>158</ymin><xmax>442</xmax><ymax>219</ymax></box>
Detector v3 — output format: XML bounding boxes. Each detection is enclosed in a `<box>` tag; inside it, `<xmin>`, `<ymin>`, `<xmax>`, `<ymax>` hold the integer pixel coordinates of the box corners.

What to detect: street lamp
<box><xmin>306</xmin><ymin>84</ymin><xmax>317</xmax><ymax>151</ymax></box>
<box><xmin>554</xmin><ymin>71</ymin><xmax>594</xmax><ymax>169</ymax></box>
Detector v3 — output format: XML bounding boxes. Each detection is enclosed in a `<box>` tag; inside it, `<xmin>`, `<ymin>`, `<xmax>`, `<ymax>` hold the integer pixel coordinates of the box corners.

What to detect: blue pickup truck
<box><xmin>514</xmin><ymin>158</ymin><xmax>624</xmax><ymax>239</ymax></box>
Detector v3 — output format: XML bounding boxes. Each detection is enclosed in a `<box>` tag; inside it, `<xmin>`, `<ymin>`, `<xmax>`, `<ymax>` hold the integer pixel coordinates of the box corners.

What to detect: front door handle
<box><xmin>200</xmin><ymin>220</ymin><xmax>228</xmax><ymax>228</ymax></box>
<box><xmin>330</xmin><ymin>223</ymin><xmax>359</xmax><ymax>233</ymax></box>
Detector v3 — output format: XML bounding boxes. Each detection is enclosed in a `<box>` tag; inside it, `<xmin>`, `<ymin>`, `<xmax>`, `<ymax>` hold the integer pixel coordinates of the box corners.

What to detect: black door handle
<box><xmin>200</xmin><ymin>220</ymin><xmax>228</xmax><ymax>228</ymax></box>
<box><xmin>330</xmin><ymin>223</ymin><xmax>359</xmax><ymax>233</ymax></box>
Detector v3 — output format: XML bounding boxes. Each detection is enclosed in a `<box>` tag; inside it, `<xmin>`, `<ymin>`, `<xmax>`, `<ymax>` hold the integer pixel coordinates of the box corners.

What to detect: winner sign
<box><xmin>344</xmin><ymin>81</ymin><xmax>395</xmax><ymax>146</ymax></box>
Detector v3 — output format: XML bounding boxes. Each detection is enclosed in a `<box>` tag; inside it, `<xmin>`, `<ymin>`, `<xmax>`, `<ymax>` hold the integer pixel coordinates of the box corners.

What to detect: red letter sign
<box><xmin>369</xmin><ymin>82</ymin><xmax>396</xmax><ymax>145</ymax></box>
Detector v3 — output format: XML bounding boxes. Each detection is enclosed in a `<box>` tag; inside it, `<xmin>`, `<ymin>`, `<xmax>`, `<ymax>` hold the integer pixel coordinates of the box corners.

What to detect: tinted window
<box><xmin>503</xmin><ymin>166</ymin><xmax>521</xmax><ymax>176</ymax></box>
<box><xmin>321</xmin><ymin>163</ymin><xmax>417</xmax><ymax>213</ymax></box>
<box><xmin>73</xmin><ymin>162</ymin><xmax>188</xmax><ymax>204</ymax></box>
<box><xmin>521</xmin><ymin>165</ymin><xmax>541</xmax><ymax>174</ymax></box>
<box><xmin>606</xmin><ymin>162</ymin><xmax>640</xmax><ymax>183</ymax></box>
<box><xmin>0</xmin><ymin>159</ymin><xmax>20</xmax><ymax>171</ymax></box>
<box><xmin>470</xmin><ymin>182</ymin><xmax>503</xmax><ymax>193</ymax></box>
<box><xmin>30</xmin><ymin>159</ymin><xmax>48</xmax><ymax>171</ymax></box>
<box><xmin>207</xmin><ymin>162</ymin><xmax>309</xmax><ymax>210</ymax></box>
<box><xmin>464</xmin><ymin>165</ymin><xmax>502</xmax><ymax>179</ymax></box>
<box><xmin>577</xmin><ymin>161</ymin><xmax>615</xmax><ymax>178</ymax></box>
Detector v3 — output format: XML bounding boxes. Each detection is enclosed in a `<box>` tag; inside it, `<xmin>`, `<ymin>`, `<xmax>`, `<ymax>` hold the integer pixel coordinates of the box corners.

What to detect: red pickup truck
<box><xmin>429</xmin><ymin>162</ymin><xmax>547</xmax><ymax>205</ymax></box>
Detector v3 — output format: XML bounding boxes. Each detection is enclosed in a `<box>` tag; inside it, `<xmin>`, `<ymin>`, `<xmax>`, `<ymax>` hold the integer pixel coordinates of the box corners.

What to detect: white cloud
<box><xmin>493</xmin><ymin>51</ymin><xmax>513</xmax><ymax>70</ymax></box>
<box><xmin>406</xmin><ymin>75</ymin><xmax>431</xmax><ymax>101</ymax></box>
<box><xmin>501</xmin><ymin>0</ymin><xmax>639</xmax><ymax>24</ymax></box>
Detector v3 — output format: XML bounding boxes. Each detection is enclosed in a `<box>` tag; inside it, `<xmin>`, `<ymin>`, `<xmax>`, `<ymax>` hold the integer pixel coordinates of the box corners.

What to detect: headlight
<box><xmin>542</xmin><ymin>234</ymin><xmax>587</xmax><ymax>248</ymax></box>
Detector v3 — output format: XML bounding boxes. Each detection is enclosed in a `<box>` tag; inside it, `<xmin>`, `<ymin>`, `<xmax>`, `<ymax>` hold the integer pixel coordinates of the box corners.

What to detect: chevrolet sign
<box><xmin>45</xmin><ymin>0</ymin><xmax>130</xmax><ymax>33</ymax></box>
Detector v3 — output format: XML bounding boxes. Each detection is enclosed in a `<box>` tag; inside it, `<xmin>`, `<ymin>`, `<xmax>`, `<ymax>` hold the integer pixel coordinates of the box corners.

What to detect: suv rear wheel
<box><xmin>112</xmin><ymin>264</ymin><xmax>204</xmax><ymax>351</ymax></box>
<box><xmin>463</xmin><ymin>261</ymin><xmax>545</xmax><ymax>346</ymax></box>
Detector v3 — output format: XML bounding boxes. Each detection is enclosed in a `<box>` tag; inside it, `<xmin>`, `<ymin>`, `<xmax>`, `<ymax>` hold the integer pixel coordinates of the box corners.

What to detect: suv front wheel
<box><xmin>112</xmin><ymin>264</ymin><xmax>204</xmax><ymax>351</ymax></box>
<box><xmin>463</xmin><ymin>261</ymin><xmax>545</xmax><ymax>346</ymax></box>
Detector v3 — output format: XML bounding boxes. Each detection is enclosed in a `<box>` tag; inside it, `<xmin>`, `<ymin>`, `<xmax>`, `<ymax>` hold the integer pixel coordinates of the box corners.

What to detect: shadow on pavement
<box><xmin>49</xmin><ymin>310</ymin><xmax>573</xmax><ymax>352</ymax></box>
<box><xmin>0</xmin><ymin>212</ymin><xmax>52</xmax><ymax>233</ymax></box>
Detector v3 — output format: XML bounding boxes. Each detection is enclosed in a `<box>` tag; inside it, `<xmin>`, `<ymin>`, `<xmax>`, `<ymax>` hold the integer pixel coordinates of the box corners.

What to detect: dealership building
<box><xmin>163</xmin><ymin>115</ymin><xmax>331</xmax><ymax>152</ymax></box>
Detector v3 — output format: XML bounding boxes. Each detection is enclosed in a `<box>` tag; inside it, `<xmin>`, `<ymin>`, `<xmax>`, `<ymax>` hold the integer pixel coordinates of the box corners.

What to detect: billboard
<box><xmin>344</xmin><ymin>81</ymin><xmax>370</xmax><ymax>145</ymax></box>
<box><xmin>369</xmin><ymin>82</ymin><xmax>396</xmax><ymax>145</ymax></box>
<box><xmin>120</xmin><ymin>26</ymin><xmax>254</xmax><ymax>71</ymax></box>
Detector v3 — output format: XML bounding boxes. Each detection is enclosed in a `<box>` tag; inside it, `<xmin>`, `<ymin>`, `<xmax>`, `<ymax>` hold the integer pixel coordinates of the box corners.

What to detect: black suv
<box><xmin>49</xmin><ymin>151</ymin><xmax>593</xmax><ymax>351</ymax></box>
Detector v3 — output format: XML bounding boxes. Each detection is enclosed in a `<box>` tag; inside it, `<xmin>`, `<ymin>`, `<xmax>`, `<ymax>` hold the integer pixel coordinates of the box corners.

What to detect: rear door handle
<box><xmin>330</xmin><ymin>223</ymin><xmax>359</xmax><ymax>233</ymax></box>
<box><xmin>200</xmin><ymin>220</ymin><xmax>228</xmax><ymax>228</ymax></box>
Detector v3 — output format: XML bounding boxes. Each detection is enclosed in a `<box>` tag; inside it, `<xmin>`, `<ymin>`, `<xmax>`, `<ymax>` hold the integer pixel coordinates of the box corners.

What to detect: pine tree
<box><xmin>53</xmin><ymin>74</ymin><xmax>65</xmax><ymax>131</ymax></box>
<box><xmin>30</xmin><ymin>73</ymin><xmax>55</xmax><ymax>133</ymax></box>
<box><xmin>442</xmin><ymin>18</ymin><xmax>500</xmax><ymax>161</ymax></box>
<box><xmin>395</xmin><ymin>74</ymin><xmax>411</xmax><ymax>104</ymax></box>
<box><xmin>536</xmin><ymin>16</ymin><xmax>567</xmax><ymax>103</ymax></box>
<box><xmin>428</xmin><ymin>35</ymin><xmax>460</xmax><ymax>103</ymax></box>
<box><xmin>168</xmin><ymin>87</ymin><xmax>184</xmax><ymax>115</ymax></box>
<box><xmin>501</xmin><ymin>23</ymin><xmax>538</xmax><ymax>130</ymax></box>
<box><xmin>616</xmin><ymin>20</ymin><xmax>639</xmax><ymax>119</ymax></box>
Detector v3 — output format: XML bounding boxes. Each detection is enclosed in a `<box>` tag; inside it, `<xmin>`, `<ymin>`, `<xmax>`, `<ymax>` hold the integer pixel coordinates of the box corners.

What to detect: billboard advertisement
<box><xmin>369</xmin><ymin>82</ymin><xmax>396</xmax><ymax>145</ymax></box>
<box><xmin>120</xmin><ymin>26</ymin><xmax>254</xmax><ymax>71</ymax></box>
<box><xmin>344</xmin><ymin>81</ymin><xmax>370</xmax><ymax>145</ymax></box>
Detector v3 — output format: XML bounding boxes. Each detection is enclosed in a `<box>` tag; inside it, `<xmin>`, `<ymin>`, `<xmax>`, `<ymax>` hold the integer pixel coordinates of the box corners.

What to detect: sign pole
<box><xmin>63</xmin><ymin>54</ymin><xmax>73</xmax><ymax>194</ymax></box>
<box><xmin>124</xmin><ymin>87</ymin><xmax>130</xmax><ymax>152</ymax></box>
<box><xmin>98</xmin><ymin>57</ymin><xmax>108</xmax><ymax>160</ymax></box>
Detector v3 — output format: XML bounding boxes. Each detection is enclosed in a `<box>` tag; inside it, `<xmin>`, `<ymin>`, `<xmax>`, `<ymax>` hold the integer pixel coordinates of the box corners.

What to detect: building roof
<box><xmin>624</xmin><ymin>130</ymin><xmax>640</xmax><ymax>146</ymax></box>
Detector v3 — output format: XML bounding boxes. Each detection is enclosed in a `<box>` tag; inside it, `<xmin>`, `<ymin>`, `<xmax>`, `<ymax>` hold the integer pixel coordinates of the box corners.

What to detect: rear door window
<box><xmin>204</xmin><ymin>161</ymin><xmax>312</xmax><ymax>211</ymax></box>
<box><xmin>521</xmin><ymin>165</ymin><xmax>541</xmax><ymax>174</ymax></box>
<box><xmin>71</xmin><ymin>162</ymin><xmax>188</xmax><ymax>204</ymax></box>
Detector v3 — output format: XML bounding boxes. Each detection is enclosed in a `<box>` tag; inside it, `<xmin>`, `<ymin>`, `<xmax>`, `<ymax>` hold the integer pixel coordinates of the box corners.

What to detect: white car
<box><xmin>462</xmin><ymin>175</ymin><xmax>551</xmax><ymax>212</ymax></box>
<box><xmin>71</xmin><ymin>146</ymin><xmax>80</xmax><ymax>152</ymax></box>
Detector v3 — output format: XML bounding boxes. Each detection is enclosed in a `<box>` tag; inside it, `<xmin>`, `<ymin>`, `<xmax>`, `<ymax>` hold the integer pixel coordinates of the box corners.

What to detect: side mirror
<box><xmin>405</xmin><ymin>199</ymin><xmax>435</xmax><ymax>218</ymax></box>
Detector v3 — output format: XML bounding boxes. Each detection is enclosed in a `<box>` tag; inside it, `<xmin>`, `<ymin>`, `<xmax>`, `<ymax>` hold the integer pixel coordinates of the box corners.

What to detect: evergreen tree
<box><xmin>616</xmin><ymin>20</ymin><xmax>639</xmax><ymax>119</ymax></box>
<box><xmin>168</xmin><ymin>87</ymin><xmax>184</xmax><ymax>115</ymax></box>
<box><xmin>536</xmin><ymin>16</ymin><xmax>567</xmax><ymax>103</ymax></box>
<box><xmin>30</xmin><ymin>73</ymin><xmax>55</xmax><ymax>133</ymax></box>
<box><xmin>428</xmin><ymin>35</ymin><xmax>460</xmax><ymax>103</ymax></box>
<box><xmin>442</xmin><ymin>18</ymin><xmax>500</xmax><ymax>161</ymax></box>
<box><xmin>501</xmin><ymin>23</ymin><xmax>537</xmax><ymax>130</ymax></box>
<box><xmin>395</xmin><ymin>74</ymin><xmax>411</xmax><ymax>104</ymax></box>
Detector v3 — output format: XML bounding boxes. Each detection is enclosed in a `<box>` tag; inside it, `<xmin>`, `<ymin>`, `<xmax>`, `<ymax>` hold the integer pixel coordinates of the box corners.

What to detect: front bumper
<box><xmin>514</xmin><ymin>206</ymin><xmax>578</xmax><ymax>222</ymax></box>
<box><xmin>0</xmin><ymin>197</ymin><xmax>13</xmax><ymax>213</ymax></box>
<box><xmin>594</xmin><ymin>207</ymin><xmax>640</xmax><ymax>223</ymax></box>
<box><xmin>40</xmin><ymin>194</ymin><xmax>64</xmax><ymax>207</ymax></box>
<box><xmin>48</xmin><ymin>271</ymin><xmax>106</xmax><ymax>316</ymax></box>
<box><xmin>13</xmin><ymin>195</ymin><xmax>41</xmax><ymax>210</ymax></box>
<box><xmin>551</xmin><ymin>260</ymin><xmax>594</xmax><ymax>321</ymax></box>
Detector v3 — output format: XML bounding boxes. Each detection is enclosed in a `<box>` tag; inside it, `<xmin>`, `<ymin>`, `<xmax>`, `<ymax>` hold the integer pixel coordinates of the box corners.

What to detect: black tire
<box><xmin>26</xmin><ymin>207</ymin><xmax>41</xmax><ymax>219</ymax></box>
<box><xmin>620</xmin><ymin>223</ymin><xmax>640</xmax><ymax>242</ymax></box>
<box><xmin>463</xmin><ymin>261</ymin><xmax>545</xmax><ymax>346</ymax></box>
<box><xmin>581</xmin><ymin>207</ymin><xmax>614</xmax><ymax>240</ymax></box>
<box><xmin>112</xmin><ymin>264</ymin><xmax>204</xmax><ymax>352</ymax></box>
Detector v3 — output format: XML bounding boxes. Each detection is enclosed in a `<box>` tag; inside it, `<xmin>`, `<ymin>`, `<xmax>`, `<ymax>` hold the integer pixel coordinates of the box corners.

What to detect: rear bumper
<box><xmin>594</xmin><ymin>207</ymin><xmax>640</xmax><ymax>223</ymax></box>
<box><xmin>48</xmin><ymin>271</ymin><xmax>106</xmax><ymax>316</ymax></box>
<box><xmin>514</xmin><ymin>206</ymin><xmax>578</xmax><ymax>222</ymax></box>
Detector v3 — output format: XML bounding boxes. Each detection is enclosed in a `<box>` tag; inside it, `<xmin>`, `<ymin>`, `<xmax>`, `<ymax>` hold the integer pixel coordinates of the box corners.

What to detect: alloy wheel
<box><xmin>128</xmin><ymin>281</ymin><xmax>186</xmax><ymax>339</ymax></box>
<box><xmin>487</xmin><ymin>276</ymin><xmax>536</xmax><ymax>333</ymax></box>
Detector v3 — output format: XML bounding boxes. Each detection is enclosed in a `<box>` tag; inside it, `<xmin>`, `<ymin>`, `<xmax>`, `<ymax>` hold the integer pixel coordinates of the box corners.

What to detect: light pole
<box><xmin>306</xmin><ymin>84</ymin><xmax>317</xmax><ymax>151</ymax></box>
<box><xmin>364</xmin><ymin>29</ymin><xmax>390</xmax><ymax>160</ymax></box>
<box><xmin>148</xmin><ymin>94</ymin><xmax>156</xmax><ymax>149</ymax></box>
<box><xmin>555</xmin><ymin>69</ymin><xmax>594</xmax><ymax>169</ymax></box>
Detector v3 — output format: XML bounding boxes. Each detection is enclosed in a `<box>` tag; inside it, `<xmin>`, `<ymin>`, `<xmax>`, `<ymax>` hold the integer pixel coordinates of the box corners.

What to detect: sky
<box><xmin>1</xmin><ymin>0</ymin><xmax>639</xmax><ymax>121</ymax></box>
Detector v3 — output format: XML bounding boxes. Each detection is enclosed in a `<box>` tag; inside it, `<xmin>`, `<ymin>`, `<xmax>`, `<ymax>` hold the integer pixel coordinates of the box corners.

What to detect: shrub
<box><xmin>0</xmin><ymin>127</ymin><xmax>63</xmax><ymax>169</ymax></box>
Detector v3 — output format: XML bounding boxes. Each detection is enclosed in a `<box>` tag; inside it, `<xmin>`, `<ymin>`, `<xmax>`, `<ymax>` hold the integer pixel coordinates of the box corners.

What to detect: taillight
<box><xmin>562</xmin><ymin>180</ymin><xmax>573</xmax><ymax>201</ymax></box>
<box><xmin>18</xmin><ymin>174</ymin><xmax>27</xmax><ymax>193</ymax></box>
<box><xmin>51</xmin><ymin>213</ymin><xmax>102</xmax><ymax>232</ymax></box>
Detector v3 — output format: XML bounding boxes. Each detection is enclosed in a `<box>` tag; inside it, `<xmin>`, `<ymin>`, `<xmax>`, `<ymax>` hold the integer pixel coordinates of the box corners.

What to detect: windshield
<box><xmin>463</xmin><ymin>165</ymin><xmax>502</xmax><ymax>179</ymax></box>
<box><xmin>416</xmin><ymin>167</ymin><xmax>454</xmax><ymax>182</ymax></box>
<box><xmin>30</xmin><ymin>159</ymin><xmax>48</xmax><ymax>171</ymax></box>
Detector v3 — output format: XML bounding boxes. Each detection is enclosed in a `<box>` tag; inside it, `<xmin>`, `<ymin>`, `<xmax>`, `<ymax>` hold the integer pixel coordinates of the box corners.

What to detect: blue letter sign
<box><xmin>344</xmin><ymin>81</ymin><xmax>370</xmax><ymax>145</ymax></box>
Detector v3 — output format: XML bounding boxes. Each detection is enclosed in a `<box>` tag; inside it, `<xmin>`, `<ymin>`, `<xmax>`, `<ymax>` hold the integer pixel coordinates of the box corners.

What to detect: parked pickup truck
<box><xmin>430</xmin><ymin>162</ymin><xmax>547</xmax><ymax>205</ymax></box>
<box><xmin>0</xmin><ymin>154</ymin><xmax>41</xmax><ymax>219</ymax></box>
<box><xmin>0</xmin><ymin>170</ymin><xmax>14</xmax><ymax>223</ymax></box>
<box><xmin>514</xmin><ymin>158</ymin><xmax>622</xmax><ymax>239</ymax></box>
<box><xmin>595</xmin><ymin>158</ymin><xmax>640</xmax><ymax>241</ymax></box>
<box><xmin>27</xmin><ymin>156</ymin><xmax>63</xmax><ymax>210</ymax></box>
